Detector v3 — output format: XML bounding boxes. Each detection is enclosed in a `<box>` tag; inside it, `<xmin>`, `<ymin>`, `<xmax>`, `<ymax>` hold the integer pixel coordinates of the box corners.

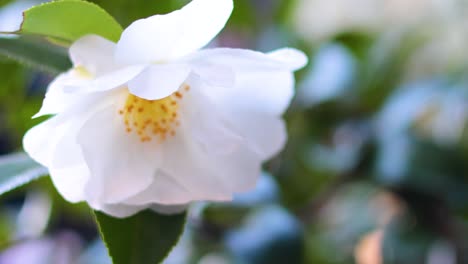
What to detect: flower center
<box><xmin>118</xmin><ymin>84</ymin><xmax>190</xmax><ymax>142</ymax></box>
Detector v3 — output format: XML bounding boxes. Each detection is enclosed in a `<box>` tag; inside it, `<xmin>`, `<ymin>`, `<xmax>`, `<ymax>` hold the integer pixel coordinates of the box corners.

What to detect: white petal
<box><xmin>226</xmin><ymin>110</ymin><xmax>288</xmax><ymax>160</ymax></box>
<box><xmin>26</xmin><ymin>93</ymin><xmax>117</xmax><ymax>202</ymax></box>
<box><xmin>49</xmin><ymin>95</ymin><xmax>110</xmax><ymax>170</ymax></box>
<box><xmin>186</xmin><ymin>48</ymin><xmax>306</xmax><ymax>72</ymax></box>
<box><xmin>47</xmin><ymin>115</ymin><xmax>91</xmax><ymax>203</ymax></box>
<box><xmin>183</xmin><ymin>91</ymin><xmax>263</xmax><ymax>191</ymax></box>
<box><xmin>191</xmin><ymin>61</ymin><xmax>235</xmax><ymax>88</ymax></box>
<box><xmin>24</xmin><ymin>117</ymin><xmax>89</xmax><ymax>203</ymax></box>
<box><xmin>267</xmin><ymin>48</ymin><xmax>309</xmax><ymax>71</ymax></box>
<box><xmin>204</xmin><ymin>139</ymin><xmax>262</xmax><ymax>192</ymax></box>
<box><xmin>77</xmin><ymin>105</ymin><xmax>159</xmax><ymax>205</ymax></box>
<box><xmin>124</xmin><ymin>171</ymin><xmax>194</xmax><ymax>205</ymax></box>
<box><xmin>124</xmin><ymin>83</ymin><xmax>239</xmax><ymax>205</ymax></box>
<box><xmin>49</xmin><ymin>165</ymin><xmax>89</xmax><ymax>203</ymax></box>
<box><xmin>182</xmin><ymin>77</ymin><xmax>263</xmax><ymax>191</ymax></box>
<box><xmin>159</xmin><ymin>82</ymin><xmax>262</xmax><ymax>202</ymax></box>
<box><xmin>23</xmin><ymin>117</ymin><xmax>66</xmax><ymax>167</ymax></box>
<box><xmin>64</xmin><ymin>65</ymin><xmax>145</xmax><ymax>94</ymax></box>
<box><xmin>168</xmin><ymin>0</ymin><xmax>233</xmax><ymax>57</ymax></box>
<box><xmin>125</xmin><ymin>117</ymin><xmax>260</xmax><ymax>205</ymax></box>
<box><xmin>115</xmin><ymin>0</ymin><xmax>233</xmax><ymax>64</ymax></box>
<box><xmin>128</xmin><ymin>64</ymin><xmax>191</xmax><ymax>100</ymax></box>
<box><xmin>161</xmin><ymin>129</ymin><xmax>234</xmax><ymax>203</ymax></box>
<box><xmin>69</xmin><ymin>35</ymin><xmax>117</xmax><ymax>75</ymax></box>
<box><xmin>235</xmin><ymin>71</ymin><xmax>295</xmax><ymax>116</ymax></box>
<box><xmin>33</xmin><ymin>70</ymin><xmax>90</xmax><ymax>118</ymax></box>
<box><xmin>207</xmin><ymin>70</ymin><xmax>295</xmax><ymax>116</ymax></box>
<box><xmin>25</xmin><ymin>95</ymin><xmax>99</xmax><ymax>167</ymax></box>
<box><xmin>187</xmin><ymin>48</ymin><xmax>302</xmax><ymax>115</ymax></box>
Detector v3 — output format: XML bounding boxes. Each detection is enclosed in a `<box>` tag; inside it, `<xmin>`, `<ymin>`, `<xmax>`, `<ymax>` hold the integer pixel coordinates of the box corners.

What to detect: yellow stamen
<box><xmin>74</xmin><ymin>66</ymin><xmax>93</xmax><ymax>79</ymax></box>
<box><xmin>118</xmin><ymin>85</ymin><xmax>190</xmax><ymax>143</ymax></box>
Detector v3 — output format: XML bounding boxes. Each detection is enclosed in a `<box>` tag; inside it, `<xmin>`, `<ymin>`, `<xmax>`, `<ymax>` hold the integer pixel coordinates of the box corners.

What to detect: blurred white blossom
<box><xmin>376</xmin><ymin>81</ymin><xmax>468</xmax><ymax>181</ymax></box>
<box><xmin>293</xmin><ymin>0</ymin><xmax>459</xmax><ymax>42</ymax></box>
<box><xmin>297</xmin><ymin>44</ymin><xmax>356</xmax><ymax>106</ymax></box>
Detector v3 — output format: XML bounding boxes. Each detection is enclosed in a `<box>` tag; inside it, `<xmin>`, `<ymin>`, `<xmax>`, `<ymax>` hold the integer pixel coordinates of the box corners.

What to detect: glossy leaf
<box><xmin>0</xmin><ymin>0</ymin><xmax>15</xmax><ymax>8</ymax></box>
<box><xmin>95</xmin><ymin>210</ymin><xmax>187</xmax><ymax>264</ymax></box>
<box><xmin>18</xmin><ymin>0</ymin><xmax>123</xmax><ymax>44</ymax></box>
<box><xmin>0</xmin><ymin>36</ymin><xmax>71</xmax><ymax>74</ymax></box>
<box><xmin>89</xmin><ymin>0</ymin><xmax>189</xmax><ymax>28</ymax></box>
<box><xmin>0</xmin><ymin>152</ymin><xmax>47</xmax><ymax>196</ymax></box>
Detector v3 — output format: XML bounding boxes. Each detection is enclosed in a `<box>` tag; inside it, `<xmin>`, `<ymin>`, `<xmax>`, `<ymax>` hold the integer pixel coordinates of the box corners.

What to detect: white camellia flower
<box><xmin>23</xmin><ymin>0</ymin><xmax>307</xmax><ymax>218</ymax></box>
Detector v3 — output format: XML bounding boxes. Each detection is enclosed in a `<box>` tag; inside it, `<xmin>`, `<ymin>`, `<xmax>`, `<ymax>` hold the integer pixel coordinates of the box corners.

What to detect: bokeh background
<box><xmin>1</xmin><ymin>0</ymin><xmax>468</xmax><ymax>263</ymax></box>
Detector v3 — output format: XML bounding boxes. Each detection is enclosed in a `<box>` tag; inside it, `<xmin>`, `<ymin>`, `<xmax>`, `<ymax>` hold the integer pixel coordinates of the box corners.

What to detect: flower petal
<box><xmin>47</xmin><ymin>117</ymin><xmax>91</xmax><ymax>203</ymax></box>
<box><xmin>267</xmin><ymin>48</ymin><xmax>309</xmax><ymax>71</ymax></box>
<box><xmin>225</xmin><ymin>110</ymin><xmax>288</xmax><ymax>160</ymax></box>
<box><xmin>186</xmin><ymin>48</ymin><xmax>307</xmax><ymax>72</ymax></box>
<box><xmin>159</xmin><ymin>82</ymin><xmax>262</xmax><ymax>203</ymax></box>
<box><xmin>64</xmin><ymin>65</ymin><xmax>145</xmax><ymax>94</ymax></box>
<box><xmin>49</xmin><ymin>165</ymin><xmax>89</xmax><ymax>203</ymax></box>
<box><xmin>115</xmin><ymin>0</ymin><xmax>233</xmax><ymax>64</ymax></box>
<box><xmin>127</xmin><ymin>64</ymin><xmax>191</xmax><ymax>100</ymax></box>
<box><xmin>23</xmin><ymin>117</ymin><xmax>89</xmax><ymax>203</ymax></box>
<box><xmin>69</xmin><ymin>35</ymin><xmax>117</xmax><ymax>75</ymax></box>
<box><xmin>204</xmin><ymin>138</ymin><xmax>262</xmax><ymax>192</ymax></box>
<box><xmin>33</xmin><ymin>70</ymin><xmax>91</xmax><ymax>118</ymax></box>
<box><xmin>77</xmin><ymin>104</ymin><xmax>160</xmax><ymax>205</ymax></box>
<box><xmin>26</xmin><ymin>92</ymin><xmax>117</xmax><ymax>202</ymax></box>
<box><xmin>124</xmin><ymin>119</ymin><xmax>257</xmax><ymax>205</ymax></box>
<box><xmin>23</xmin><ymin>117</ymin><xmax>67</xmax><ymax>167</ymax></box>
<box><xmin>232</xmin><ymin>71</ymin><xmax>295</xmax><ymax>116</ymax></box>
<box><xmin>182</xmin><ymin>88</ymin><xmax>263</xmax><ymax>191</ymax></box>
<box><xmin>159</xmin><ymin>133</ymin><xmax>234</xmax><ymax>203</ymax></box>
<box><xmin>208</xmin><ymin>70</ymin><xmax>295</xmax><ymax>116</ymax></box>
<box><xmin>187</xmin><ymin>48</ymin><xmax>304</xmax><ymax>115</ymax></box>
<box><xmin>191</xmin><ymin>61</ymin><xmax>235</xmax><ymax>88</ymax></box>
<box><xmin>123</xmin><ymin>170</ymin><xmax>195</xmax><ymax>205</ymax></box>
<box><xmin>125</xmin><ymin>81</ymin><xmax>263</xmax><ymax>206</ymax></box>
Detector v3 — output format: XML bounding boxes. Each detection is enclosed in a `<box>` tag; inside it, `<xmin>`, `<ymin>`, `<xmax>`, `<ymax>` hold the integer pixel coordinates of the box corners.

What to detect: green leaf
<box><xmin>95</xmin><ymin>210</ymin><xmax>187</xmax><ymax>264</ymax></box>
<box><xmin>0</xmin><ymin>36</ymin><xmax>71</xmax><ymax>74</ymax></box>
<box><xmin>0</xmin><ymin>152</ymin><xmax>47</xmax><ymax>196</ymax></box>
<box><xmin>89</xmin><ymin>0</ymin><xmax>190</xmax><ymax>28</ymax></box>
<box><xmin>0</xmin><ymin>0</ymin><xmax>15</xmax><ymax>8</ymax></box>
<box><xmin>19</xmin><ymin>0</ymin><xmax>123</xmax><ymax>44</ymax></box>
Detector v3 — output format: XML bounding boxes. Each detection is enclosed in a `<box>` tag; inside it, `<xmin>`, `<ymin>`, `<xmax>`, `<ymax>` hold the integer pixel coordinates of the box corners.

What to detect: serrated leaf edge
<box><xmin>0</xmin><ymin>153</ymin><xmax>48</xmax><ymax>195</ymax></box>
